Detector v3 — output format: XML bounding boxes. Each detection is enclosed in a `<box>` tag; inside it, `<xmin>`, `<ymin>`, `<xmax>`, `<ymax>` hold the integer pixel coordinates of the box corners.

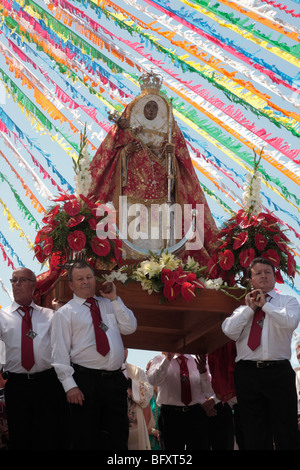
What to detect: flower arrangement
<box><xmin>34</xmin><ymin>126</ymin><xmax>122</xmax><ymax>270</ymax></box>
<box><xmin>207</xmin><ymin>152</ymin><xmax>297</xmax><ymax>287</ymax></box>
<box><xmin>73</xmin><ymin>124</ymin><xmax>92</xmax><ymax>198</ymax></box>
<box><xmin>103</xmin><ymin>251</ymin><xmax>229</xmax><ymax>302</ymax></box>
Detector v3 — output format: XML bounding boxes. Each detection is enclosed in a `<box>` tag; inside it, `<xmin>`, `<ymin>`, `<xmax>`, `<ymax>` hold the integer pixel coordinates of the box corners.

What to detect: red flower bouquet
<box><xmin>208</xmin><ymin>209</ymin><xmax>297</xmax><ymax>286</ymax></box>
<box><xmin>207</xmin><ymin>153</ymin><xmax>298</xmax><ymax>287</ymax></box>
<box><xmin>33</xmin><ymin>193</ymin><xmax>122</xmax><ymax>270</ymax></box>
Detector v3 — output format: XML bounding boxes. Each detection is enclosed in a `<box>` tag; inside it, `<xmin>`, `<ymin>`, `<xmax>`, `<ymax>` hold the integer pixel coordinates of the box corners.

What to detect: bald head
<box><xmin>11</xmin><ymin>268</ymin><xmax>36</xmax><ymax>306</ymax></box>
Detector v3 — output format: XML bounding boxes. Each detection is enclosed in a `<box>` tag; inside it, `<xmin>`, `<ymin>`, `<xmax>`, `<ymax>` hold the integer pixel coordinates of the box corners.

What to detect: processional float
<box><xmin>34</xmin><ymin>71</ymin><xmax>296</xmax><ymax>399</ymax></box>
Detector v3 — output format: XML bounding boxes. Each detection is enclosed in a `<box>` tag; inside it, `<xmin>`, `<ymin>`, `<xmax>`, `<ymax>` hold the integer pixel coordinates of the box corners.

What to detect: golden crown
<box><xmin>108</xmin><ymin>109</ymin><xmax>121</xmax><ymax>123</ymax></box>
<box><xmin>138</xmin><ymin>70</ymin><xmax>163</xmax><ymax>93</ymax></box>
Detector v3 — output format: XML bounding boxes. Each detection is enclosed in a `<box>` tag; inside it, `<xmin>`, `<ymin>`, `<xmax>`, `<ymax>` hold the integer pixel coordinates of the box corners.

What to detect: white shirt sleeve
<box><xmin>222</xmin><ymin>305</ymin><xmax>254</xmax><ymax>341</ymax></box>
<box><xmin>109</xmin><ymin>297</ymin><xmax>137</xmax><ymax>334</ymax></box>
<box><xmin>51</xmin><ymin>305</ymin><xmax>77</xmax><ymax>392</ymax></box>
<box><xmin>146</xmin><ymin>354</ymin><xmax>170</xmax><ymax>386</ymax></box>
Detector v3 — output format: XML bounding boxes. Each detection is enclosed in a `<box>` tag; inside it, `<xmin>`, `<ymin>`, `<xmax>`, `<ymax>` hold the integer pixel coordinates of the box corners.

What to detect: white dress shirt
<box><xmin>51</xmin><ymin>294</ymin><xmax>137</xmax><ymax>392</ymax></box>
<box><xmin>0</xmin><ymin>301</ymin><xmax>54</xmax><ymax>373</ymax></box>
<box><xmin>146</xmin><ymin>354</ymin><xmax>216</xmax><ymax>407</ymax></box>
<box><xmin>222</xmin><ymin>289</ymin><xmax>300</xmax><ymax>362</ymax></box>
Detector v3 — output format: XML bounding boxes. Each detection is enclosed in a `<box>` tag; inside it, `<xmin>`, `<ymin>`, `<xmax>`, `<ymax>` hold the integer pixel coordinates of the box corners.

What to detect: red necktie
<box><xmin>86</xmin><ymin>297</ymin><xmax>110</xmax><ymax>356</ymax></box>
<box><xmin>247</xmin><ymin>295</ymin><xmax>270</xmax><ymax>351</ymax></box>
<box><xmin>178</xmin><ymin>355</ymin><xmax>192</xmax><ymax>406</ymax></box>
<box><xmin>20</xmin><ymin>306</ymin><xmax>35</xmax><ymax>371</ymax></box>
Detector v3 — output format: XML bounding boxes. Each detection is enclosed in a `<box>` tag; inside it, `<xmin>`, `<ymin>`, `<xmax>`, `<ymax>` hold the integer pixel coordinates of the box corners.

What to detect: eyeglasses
<box><xmin>10</xmin><ymin>278</ymin><xmax>35</xmax><ymax>284</ymax></box>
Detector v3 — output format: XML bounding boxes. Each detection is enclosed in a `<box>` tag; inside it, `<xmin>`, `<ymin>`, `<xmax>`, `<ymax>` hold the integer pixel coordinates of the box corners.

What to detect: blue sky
<box><xmin>0</xmin><ymin>0</ymin><xmax>300</xmax><ymax>370</ymax></box>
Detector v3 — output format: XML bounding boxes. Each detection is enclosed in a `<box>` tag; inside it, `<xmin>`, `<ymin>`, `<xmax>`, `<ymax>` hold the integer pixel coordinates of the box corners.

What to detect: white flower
<box><xmin>200</xmin><ymin>277</ymin><xmax>226</xmax><ymax>290</ymax></box>
<box><xmin>74</xmin><ymin>136</ymin><xmax>92</xmax><ymax>197</ymax></box>
<box><xmin>242</xmin><ymin>169</ymin><xmax>262</xmax><ymax>215</ymax></box>
<box><xmin>103</xmin><ymin>270</ymin><xmax>128</xmax><ymax>284</ymax></box>
<box><xmin>138</xmin><ymin>259</ymin><xmax>161</xmax><ymax>278</ymax></box>
<box><xmin>140</xmin><ymin>279</ymin><xmax>155</xmax><ymax>294</ymax></box>
<box><xmin>159</xmin><ymin>252</ymin><xmax>182</xmax><ymax>271</ymax></box>
<box><xmin>184</xmin><ymin>256</ymin><xmax>200</xmax><ymax>272</ymax></box>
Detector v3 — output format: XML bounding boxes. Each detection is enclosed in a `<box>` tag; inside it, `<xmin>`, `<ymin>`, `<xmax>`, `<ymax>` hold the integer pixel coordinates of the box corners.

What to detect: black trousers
<box><xmin>69</xmin><ymin>365</ymin><xmax>129</xmax><ymax>450</ymax></box>
<box><xmin>208</xmin><ymin>402</ymin><xmax>235</xmax><ymax>450</ymax></box>
<box><xmin>4</xmin><ymin>368</ymin><xmax>69</xmax><ymax>450</ymax></box>
<box><xmin>234</xmin><ymin>360</ymin><xmax>300</xmax><ymax>450</ymax></box>
<box><xmin>158</xmin><ymin>404</ymin><xmax>209</xmax><ymax>450</ymax></box>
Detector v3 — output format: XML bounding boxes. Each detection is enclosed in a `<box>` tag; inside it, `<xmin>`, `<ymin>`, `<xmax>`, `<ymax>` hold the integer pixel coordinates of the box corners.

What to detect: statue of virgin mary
<box><xmin>88</xmin><ymin>70</ymin><xmax>218</xmax><ymax>264</ymax></box>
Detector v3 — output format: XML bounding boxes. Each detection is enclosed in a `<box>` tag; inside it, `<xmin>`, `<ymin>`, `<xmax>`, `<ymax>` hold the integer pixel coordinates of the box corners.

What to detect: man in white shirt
<box><xmin>0</xmin><ymin>267</ymin><xmax>68</xmax><ymax>450</ymax></box>
<box><xmin>51</xmin><ymin>261</ymin><xmax>137</xmax><ymax>450</ymax></box>
<box><xmin>146</xmin><ymin>352</ymin><xmax>216</xmax><ymax>449</ymax></box>
<box><xmin>222</xmin><ymin>257</ymin><xmax>300</xmax><ymax>450</ymax></box>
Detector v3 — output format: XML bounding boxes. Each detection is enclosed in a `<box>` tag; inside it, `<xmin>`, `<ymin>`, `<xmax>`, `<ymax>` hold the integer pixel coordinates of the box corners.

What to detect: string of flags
<box><xmin>0</xmin><ymin>0</ymin><xmax>299</xmax><ymax>303</ymax></box>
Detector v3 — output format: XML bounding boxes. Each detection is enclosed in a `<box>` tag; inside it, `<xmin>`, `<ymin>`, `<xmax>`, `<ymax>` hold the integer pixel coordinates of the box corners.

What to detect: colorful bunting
<box><xmin>0</xmin><ymin>0</ymin><xmax>299</xmax><ymax>304</ymax></box>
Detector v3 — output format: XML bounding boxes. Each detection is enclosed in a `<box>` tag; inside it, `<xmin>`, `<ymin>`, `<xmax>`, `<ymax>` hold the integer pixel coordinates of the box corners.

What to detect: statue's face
<box><xmin>143</xmin><ymin>100</ymin><xmax>158</xmax><ymax>120</ymax></box>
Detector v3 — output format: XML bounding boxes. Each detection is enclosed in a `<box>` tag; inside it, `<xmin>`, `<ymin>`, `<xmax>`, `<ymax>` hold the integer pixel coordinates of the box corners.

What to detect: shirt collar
<box><xmin>266</xmin><ymin>289</ymin><xmax>276</xmax><ymax>299</ymax></box>
<box><xmin>11</xmin><ymin>300</ymin><xmax>35</xmax><ymax>312</ymax></box>
<box><xmin>73</xmin><ymin>293</ymin><xmax>96</xmax><ymax>306</ymax></box>
<box><xmin>174</xmin><ymin>353</ymin><xmax>189</xmax><ymax>360</ymax></box>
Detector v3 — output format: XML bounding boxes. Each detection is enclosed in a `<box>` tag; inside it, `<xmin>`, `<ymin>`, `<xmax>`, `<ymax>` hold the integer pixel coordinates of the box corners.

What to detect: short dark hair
<box><xmin>68</xmin><ymin>261</ymin><xmax>95</xmax><ymax>281</ymax></box>
<box><xmin>247</xmin><ymin>257</ymin><xmax>275</xmax><ymax>279</ymax></box>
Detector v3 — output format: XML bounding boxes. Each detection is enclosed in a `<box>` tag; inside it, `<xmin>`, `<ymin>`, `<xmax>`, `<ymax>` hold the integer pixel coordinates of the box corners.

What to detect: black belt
<box><xmin>238</xmin><ymin>359</ymin><xmax>289</xmax><ymax>369</ymax></box>
<box><xmin>2</xmin><ymin>367</ymin><xmax>55</xmax><ymax>381</ymax></box>
<box><xmin>161</xmin><ymin>404</ymin><xmax>201</xmax><ymax>413</ymax></box>
<box><xmin>72</xmin><ymin>363</ymin><xmax>121</xmax><ymax>377</ymax></box>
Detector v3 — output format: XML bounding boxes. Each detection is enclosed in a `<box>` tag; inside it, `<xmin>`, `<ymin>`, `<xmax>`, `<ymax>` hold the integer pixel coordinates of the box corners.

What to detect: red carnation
<box><xmin>35</xmin><ymin>233</ymin><xmax>42</xmax><ymax>244</ymax></box>
<box><xmin>235</xmin><ymin>210</ymin><xmax>246</xmax><ymax>224</ymax></box>
<box><xmin>275</xmin><ymin>269</ymin><xmax>284</xmax><ymax>284</ymax></box>
<box><xmin>103</xmin><ymin>223</ymin><xmax>116</xmax><ymax>240</ymax></box>
<box><xmin>43</xmin><ymin>237</ymin><xmax>53</xmax><ymax>256</ymax></box>
<box><xmin>287</xmin><ymin>253</ymin><xmax>296</xmax><ymax>277</ymax></box>
<box><xmin>64</xmin><ymin>199</ymin><xmax>81</xmax><ymax>216</ymax></box>
<box><xmin>218</xmin><ymin>250</ymin><xmax>234</xmax><ymax>271</ymax></box>
<box><xmin>161</xmin><ymin>269</ymin><xmax>180</xmax><ymax>284</ymax></box>
<box><xmin>67</xmin><ymin>215</ymin><xmax>85</xmax><ymax>227</ymax></box>
<box><xmin>273</xmin><ymin>234</ymin><xmax>288</xmax><ymax>253</ymax></box>
<box><xmin>219</xmin><ymin>223</ymin><xmax>237</xmax><ymax>235</ymax></box>
<box><xmin>186</xmin><ymin>272</ymin><xmax>197</xmax><ymax>282</ymax></box>
<box><xmin>261</xmin><ymin>220</ymin><xmax>278</xmax><ymax>232</ymax></box>
<box><xmin>258</xmin><ymin>213</ymin><xmax>277</xmax><ymax>224</ymax></box>
<box><xmin>193</xmin><ymin>278</ymin><xmax>205</xmax><ymax>289</ymax></box>
<box><xmin>174</xmin><ymin>271</ymin><xmax>196</xmax><ymax>285</ymax></box>
<box><xmin>79</xmin><ymin>194</ymin><xmax>98</xmax><ymax>210</ymax></box>
<box><xmin>88</xmin><ymin>218</ymin><xmax>98</xmax><ymax>231</ymax></box>
<box><xmin>239</xmin><ymin>218</ymin><xmax>255</xmax><ymax>229</ymax></box>
<box><xmin>67</xmin><ymin>230</ymin><xmax>86</xmax><ymax>251</ymax></box>
<box><xmin>217</xmin><ymin>240</ymin><xmax>230</xmax><ymax>250</ymax></box>
<box><xmin>239</xmin><ymin>248</ymin><xmax>255</xmax><ymax>268</ymax></box>
<box><xmin>181</xmin><ymin>282</ymin><xmax>196</xmax><ymax>301</ymax></box>
<box><xmin>34</xmin><ymin>245</ymin><xmax>47</xmax><ymax>263</ymax></box>
<box><xmin>40</xmin><ymin>225</ymin><xmax>56</xmax><ymax>235</ymax></box>
<box><xmin>161</xmin><ymin>269</ymin><xmax>173</xmax><ymax>284</ymax></box>
<box><xmin>261</xmin><ymin>249</ymin><xmax>280</xmax><ymax>268</ymax></box>
<box><xmin>237</xmin><ymin>212</ymin><xmax>255</xmax><ymax>229</ymax></box>
<box><xmin>233</xmin><ymin>232</ymin><xmax>248</xmax><ymax>249</ymax></box>
<box><xmin>279</xmin><ymin>232</ymin><xmax>289</xmax><ymax>242</ymax></box>
<box><xmin>207</xmin><ymin>254</ymin><xmax>219</xmax><ymax>278</ymax></box>
<box><xmin>49</xmin><ymin>252</ymin><xmax>64</xmax><ymax>268</ymax></box>
<box><xmin>42</xmin><ymin>205</ymin><xmax>59</xmax><ymax>224</ymax></box>
<box><xmin>90</xmin><ymin>237</ymin><xmax>111</xmax><ymax>256</ymax></box>
<box><xmin>36</xmin><ymin>223</ymin><xmax>58</xmax><ymax>243</ymax></box>
<box><xmin>163</xmin><ymin>281</ymin><xmax>181</xmax><ymax>301</ymax></box>
<box><xmin>254</xmin><ymin>233</ymin><xmax>267</xmax><ymax>251</ymax></box>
